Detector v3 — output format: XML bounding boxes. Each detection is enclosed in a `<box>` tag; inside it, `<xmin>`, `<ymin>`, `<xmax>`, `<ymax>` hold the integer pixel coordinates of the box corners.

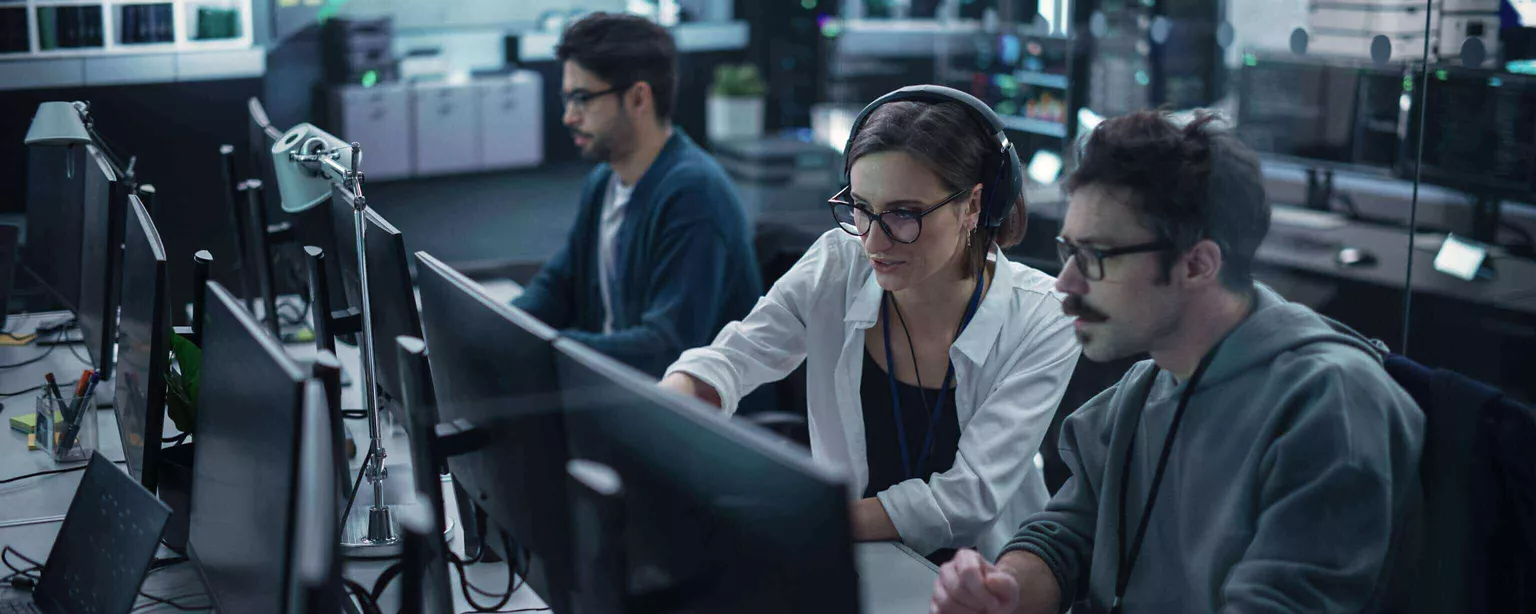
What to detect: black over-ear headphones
<box><xmin>841</xmin><ymin>85</ymin><xmax>1023</xmax><ymax>229</ymax></box>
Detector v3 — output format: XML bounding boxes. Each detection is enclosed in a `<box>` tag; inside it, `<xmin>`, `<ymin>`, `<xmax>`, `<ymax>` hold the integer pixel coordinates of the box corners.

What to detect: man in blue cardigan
<box><xmin>513</xmin><ymin>12</ymin><xmax>763</xmax><ymax>379</ymax></box>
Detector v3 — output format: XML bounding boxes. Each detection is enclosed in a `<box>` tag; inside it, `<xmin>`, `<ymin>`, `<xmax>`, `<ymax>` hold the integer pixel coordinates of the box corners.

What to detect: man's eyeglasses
<box><xmin>827</xmin><ymin>185</ymin><xmax>970</xmax><ymax>244</ymax></box>
<box><xmin>1055</xmin><ymin>236</ymin><xmax>1174</xmax><ymax>281</ymax></box>
<box><xmin>561</xmin><ymin>85</ymin><xmax>630</xmax><ymax>113</ymax></box>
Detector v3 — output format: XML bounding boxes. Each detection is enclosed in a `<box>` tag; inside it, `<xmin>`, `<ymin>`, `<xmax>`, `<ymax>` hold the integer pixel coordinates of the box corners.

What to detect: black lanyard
<box><xmin>879</xmin><ymin>276</ymin><xmax>985</xmax><ymax>481</ymax></box>
<box><xmin>1110</xmin><ymin>342</ymin><xmax>1224</xmax><ymax>614</ymax></box>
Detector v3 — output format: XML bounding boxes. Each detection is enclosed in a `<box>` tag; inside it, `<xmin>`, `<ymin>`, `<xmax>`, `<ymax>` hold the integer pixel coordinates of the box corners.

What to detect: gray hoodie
<box><xmin>1004</xmin><ymin>284</ymin><xmax>1424</xmax><ymax>614</ymax></box>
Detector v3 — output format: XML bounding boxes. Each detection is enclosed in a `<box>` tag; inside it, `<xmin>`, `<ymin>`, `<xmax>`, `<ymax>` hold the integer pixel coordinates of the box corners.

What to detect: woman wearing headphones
<box><xmin>660</xmin><ymin>86</ymin><xmax>1080</xmax><ymax>562</ymax></box>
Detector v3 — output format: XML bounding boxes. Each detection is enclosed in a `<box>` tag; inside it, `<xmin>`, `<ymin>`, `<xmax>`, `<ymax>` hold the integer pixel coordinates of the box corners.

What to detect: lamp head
<box><xmin>25</xmin><ymin>102</ymin><xmax>91</xmax><ymax>147</ymax></box>
<box><xmin>271</xmin><ymin>123</ymin><xmax>353</xmax><ymax>214</ymax></box>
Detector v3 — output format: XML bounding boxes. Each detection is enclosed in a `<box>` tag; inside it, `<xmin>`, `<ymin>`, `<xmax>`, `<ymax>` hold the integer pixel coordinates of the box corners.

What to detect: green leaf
<box><xmin>710</xmin><ymin>63</ymin><xmax>767</xmax><ymax>98</ymax></box>
<box><xmin>166</xmin><ymin>334</ymin><xmax>202</xmax><ymax>435</ymax></box>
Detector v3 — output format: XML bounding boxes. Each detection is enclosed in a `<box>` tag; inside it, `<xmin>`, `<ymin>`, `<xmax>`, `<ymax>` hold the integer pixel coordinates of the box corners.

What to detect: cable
<box><xmin>0</xmin><ymin>465</ymin><xmax>86</xmax><ymax>485</ymax></box>
<box><xmin>67</xmin><ymin>342</ymin><xmax>93</xmax><ymax>367</ymax></box>
<box><xmin>369</xmin><ymin>561</ymin><xmax>403</xmax><ymax>602</ymax></box>
<box><xmin>450</xmin><ymin>530</ymin><xmax>521</xmax><ymax>612</ymax></box>
<box><xmin>0</xmin><ymin>384</ymin><xmax>45</xmax><ymax>398</ymax></box>
<box><xmin>0</xmin><ymin>344</ymin><xmax>57</xmax><ymax>370</ymax></box>
<box><xmin>344</xmin><ymin>578</ymin><xmax>384</xmax><ymax>614</ymax></box>
<box><xmin>135</xmin><ymin>590</ymin><xmax>211</xmax><ymax>611</ymax></box>
<box><xmin>340</xmin><ymin>447</ymin><xmax>375</xmax><ymax>534</ymax></box>
<box><xmin>148</xmin><ymin>555</ymin><xmax>189</xmax><ymax>571</ymax></box>
<box><xmin>131</xmin><ymin>593</ymin><xmax>212</xmax><ymax>612</ymax></box>
<box><xmin>3</xmin><ymin>546</ymin><xmax>42</xmax><ymax>576</ymax></box>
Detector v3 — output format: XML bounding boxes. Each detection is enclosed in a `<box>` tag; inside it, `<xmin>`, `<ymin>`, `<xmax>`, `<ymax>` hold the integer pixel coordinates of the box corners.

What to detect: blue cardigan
<box><xmin>513</xmin><ymin>130</ymin><xmax>763</xmax><ymax>378</ymax></box>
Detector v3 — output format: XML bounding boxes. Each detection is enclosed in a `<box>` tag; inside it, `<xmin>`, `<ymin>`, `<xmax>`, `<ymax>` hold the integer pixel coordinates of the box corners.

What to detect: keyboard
<box><xmin>0</xmin><ymin>599</ymin><xmax>42</xmax><ymax>614</ymax></box>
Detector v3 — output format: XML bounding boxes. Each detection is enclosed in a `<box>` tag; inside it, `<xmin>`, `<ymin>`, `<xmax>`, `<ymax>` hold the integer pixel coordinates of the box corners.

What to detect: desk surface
<box><xmin>0</xmin><ymin>318</ymin><xmax>938</xmax><ymax>613</ymax></box>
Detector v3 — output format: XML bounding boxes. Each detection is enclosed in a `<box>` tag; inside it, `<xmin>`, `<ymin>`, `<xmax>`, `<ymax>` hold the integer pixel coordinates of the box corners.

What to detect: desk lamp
<box><xmin>264</xmin><ymin>116</ymin><xmax>400</xmax><ymax>555</ymax></box>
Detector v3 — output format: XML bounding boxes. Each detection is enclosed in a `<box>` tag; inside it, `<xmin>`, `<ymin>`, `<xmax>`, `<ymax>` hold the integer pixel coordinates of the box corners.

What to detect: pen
<box><xmin>43</xmin><ymin>373</ymin><xmax>65</xmax><ymax>404</ymax></box>
<box><xmin>64</xmin><ymin>370</ymin><xmax>92</xmax><ymax>424</ymax></box>
<box><xmin>59</xmin><ymin>373</ymin><xmax>100</xmax><ymax>454</ymax></box>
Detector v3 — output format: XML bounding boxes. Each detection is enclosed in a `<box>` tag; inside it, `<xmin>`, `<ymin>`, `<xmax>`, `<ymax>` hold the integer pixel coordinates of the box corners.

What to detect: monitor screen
<box><xmin>1237</xmin><ymin>56</ymin><xmax>1359</xmax><ymax>166</ymax></box>
<box><xmin>553</xmin><ymin>338</ymin><xmax>858</xmax><ymax>612</ymax></box>
<box><xmin>77</xmin><ymin>144</ymin><xmax>121</xmax><ymax>379</ymax></box>
<box><xmin>114</xmin><ymin>194</ymin><xmax>170</xmax><ymax>493</ymax></box>
<box><xmin>414</xmin><ymin>252</ymin><xmax>574</xmax><ymax>612</ymax></box>
<box><xmin>22</xmin><ymin>144</ymin><xmax>86</xmax><ymax>310</ymax></box>
<box><xmin>187</xmin><ymin>281</ymin><xmax>309</xmax><ymax>614</ymax></box>
<box><xmin>1401</xmin><ymin>67</ymin><xmax>1536</xmax><ymax>200</ymax></box>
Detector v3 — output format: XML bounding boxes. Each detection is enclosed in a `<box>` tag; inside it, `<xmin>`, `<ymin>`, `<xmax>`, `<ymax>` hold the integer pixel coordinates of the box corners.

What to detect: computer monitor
<box><xmin>1237</xmin><ymin>55</ymin><xmax>1404</xmax><ymax>171</ymax></box>
<box><xmin>414</xmin><ymin>251</ymin><xmax>574</xmax><ymax>613</ymax></box>
<box><xmin>186</xmin><ymin>281</ymin><xmax>310</xmax><ymax>614</ymax></box>
<box><xmin>1399</xmin><ymin>66</ymin><xmax>1536</xmax><ymax>201</ymax></box>
<box><xmin>328</xmin><ymin>187</ymin><xmax>422</xmax><ymax>413</ymax></box>
<box><xmin>24</xmin><ymin>453</ymin><xmax>171</xmax><ymax>614</ymax></box>
<box><xmin>552</xmin><ymin>338</ymin><xmax>859</xmax><ymax>612</ymax></box>
<box><xmin>287</xmin><ymin>380</ymin><xmax>343</xmax><ymax>614</ymax></box>
<box><xmin>77</xmin><ymin>144</ymin><xmax>123</xmax><ymax>379</ymax></box>
<box><xmin>114</xmin><ymin>194</ymin><xmax>170</xmax><ymax>493</ymax></box>
<box><xmin>22</xmin><ymin>144</ymin><xmax>86</xmax><ymax>310</ymax></box>
<box><xmin>396</xmin><ymin>336</ymin><xmax>454</xmax><ymax>614</ymax></box>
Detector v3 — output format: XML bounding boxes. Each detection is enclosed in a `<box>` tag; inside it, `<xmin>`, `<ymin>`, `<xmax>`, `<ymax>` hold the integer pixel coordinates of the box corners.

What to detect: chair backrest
<box><xmin>1383</xmin><ymin>354</ymin><xmax>1536</xmax><ymax>614</ymax></box>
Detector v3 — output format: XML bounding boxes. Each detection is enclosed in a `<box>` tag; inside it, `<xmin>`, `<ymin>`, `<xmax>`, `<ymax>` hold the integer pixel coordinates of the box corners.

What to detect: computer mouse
<box><xmin>1335</xmin><ymin>247</ymin><xmax>1378</xmax><ymax>267</ymax></box>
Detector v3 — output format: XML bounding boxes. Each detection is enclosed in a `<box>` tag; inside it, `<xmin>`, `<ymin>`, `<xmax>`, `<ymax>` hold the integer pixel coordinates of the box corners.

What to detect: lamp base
<box><xmin>341</xmin><ymin>503</ymin><xmax>402</xmax><ymax>557</ymax></box>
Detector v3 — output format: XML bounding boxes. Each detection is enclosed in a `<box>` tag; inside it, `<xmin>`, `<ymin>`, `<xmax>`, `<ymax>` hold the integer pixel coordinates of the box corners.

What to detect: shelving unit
<box><xmin>0</xmin><ymin>0</ymin><xmax>257</xmax><ymax>89</ymax></box>
<box><xmin>0</xmin><ymin>0</ymin><xmax>249</xmax><ymax>56</ymax></box>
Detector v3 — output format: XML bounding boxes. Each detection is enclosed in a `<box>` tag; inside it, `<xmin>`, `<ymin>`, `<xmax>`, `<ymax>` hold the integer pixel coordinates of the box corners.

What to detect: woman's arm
<box><xmin>663</xmin><ymin>231</ymin><xmax>846</xmax><ymax>414</ymax></box>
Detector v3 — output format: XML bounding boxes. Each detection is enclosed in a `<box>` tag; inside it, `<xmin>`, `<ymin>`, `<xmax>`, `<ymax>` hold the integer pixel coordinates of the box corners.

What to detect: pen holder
<box><xmin>35</xmin><ymin>395</ymin><xmax>97</xmax><ymax>463</ymax></box>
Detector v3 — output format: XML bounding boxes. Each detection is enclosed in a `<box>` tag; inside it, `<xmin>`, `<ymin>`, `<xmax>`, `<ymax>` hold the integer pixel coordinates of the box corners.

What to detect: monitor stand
<box><xmin>1304</xmin><ymin>167</ymin><xmax>1336</xmax><ymax>212</ymax></box>
<box><xmin>1470</xmin><ymin>195</ymin><xmax>1502</xmax><ymax>247</ymax></box>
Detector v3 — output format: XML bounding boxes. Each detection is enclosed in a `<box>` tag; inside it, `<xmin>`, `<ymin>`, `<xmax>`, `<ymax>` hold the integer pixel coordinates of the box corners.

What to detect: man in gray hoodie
<box><xmin>931</xmin><ymin>110</ymin><xmax>1424</xmax><ymax>614</ymax></box>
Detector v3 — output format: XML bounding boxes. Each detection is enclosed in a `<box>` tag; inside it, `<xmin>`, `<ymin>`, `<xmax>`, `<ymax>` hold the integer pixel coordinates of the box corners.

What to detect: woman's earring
<box><xmin>966</xmin><ymin>230</ymin><xmax>973</xmax><ymax>248</ymax></box>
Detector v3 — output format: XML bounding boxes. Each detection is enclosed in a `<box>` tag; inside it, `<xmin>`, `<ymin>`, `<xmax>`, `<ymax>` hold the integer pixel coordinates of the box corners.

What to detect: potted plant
<box><xmin>157</xmin><ymin>333</ymin><xmax>201</xmax><ymax>552</ymax></box>
<box><xmin>706</xmin><ymin>63</ymin><xmax>767</xmax><ymax>145</ymax></box>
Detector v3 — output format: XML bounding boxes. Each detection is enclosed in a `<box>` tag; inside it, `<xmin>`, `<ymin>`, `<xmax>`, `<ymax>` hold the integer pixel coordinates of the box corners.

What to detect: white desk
<box><xmin>0</xmin><ymin>310</ymin><xmax>939</xmax><ymax>613</ymax></box>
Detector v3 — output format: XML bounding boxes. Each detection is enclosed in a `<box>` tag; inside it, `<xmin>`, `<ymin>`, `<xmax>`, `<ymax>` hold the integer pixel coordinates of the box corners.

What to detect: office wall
<box><xmin>333</xmin><ymin>0</ymin><xmax>627</xmax><ymax>30</ymax></box>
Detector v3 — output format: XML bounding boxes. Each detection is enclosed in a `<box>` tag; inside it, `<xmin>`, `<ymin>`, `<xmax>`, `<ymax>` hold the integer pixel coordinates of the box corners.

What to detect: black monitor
<box><xmin>287</xmin><ymin>380</ymin><xmax>343</xmax><ymax>614</ymax></box>
<box><xmin>22</xmin><ymin>143</ymin><xmax>86</xmax><ymax>310</ymax></box>
<box><xmin>31</xmin><ymin>453</ymin><xmax>171</xmax><ymax>614</ymax></box>
<box><xmin>1237</xmin><ymin>55</ymin><xmax>1405</xmax><ymax>171</ymax></box>
<box><xmin>396</xmin><ymin>336</ymin><xmax>454</xmax><ymax>614</ymax></box>
<box><xmin>187</xmin><ymin>281</ymin><xmax>310</xmax><ymax>614</ymax></box>
<box><xmin>114</xmin><ymin>194</ymin><xmax>170</xmax><ymax>493</ymax></box>
<box><xmin>552</xmin><ymin>338</ymin><xmax>859</xmax><ymax>612</ymax></box>
<box><xmin>329</xmin><ymin>187</ymin><xmax>422</xmax><ymax>413</ymax></box>
<box><xmin>78</xmin><ymin>144</ymin><xmax>124</xmax><ymax>379</ymax></box>
<box><xmin>414</xmin><ymin>251</ymin><xmax>574</xmax><ymax>613</ymax></box>
<box><xmin>1399</xmin><ymin>66</ymin><xmax>1536</xmax><ymax>201</ymax></box>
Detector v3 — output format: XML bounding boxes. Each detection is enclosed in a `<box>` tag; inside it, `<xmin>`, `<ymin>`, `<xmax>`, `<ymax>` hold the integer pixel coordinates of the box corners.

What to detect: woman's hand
<box><xmin>659</xmin><ymin>372</ymin><xmax>723</xmax><ymax>408</ymax></box>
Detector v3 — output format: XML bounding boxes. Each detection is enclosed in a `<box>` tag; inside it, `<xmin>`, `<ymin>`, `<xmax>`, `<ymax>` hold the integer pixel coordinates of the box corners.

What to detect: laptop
<box><xmin>0</xmin><ymin>453</ymin><xmax>171</xmax><ymax>614</ymax></box>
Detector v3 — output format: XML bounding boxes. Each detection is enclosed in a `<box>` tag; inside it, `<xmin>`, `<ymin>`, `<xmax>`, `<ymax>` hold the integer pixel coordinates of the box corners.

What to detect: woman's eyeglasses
<box><xmin>827</xmin><ymin>185</ymin><xmax>969</xmax><ymax>244</ymax></box>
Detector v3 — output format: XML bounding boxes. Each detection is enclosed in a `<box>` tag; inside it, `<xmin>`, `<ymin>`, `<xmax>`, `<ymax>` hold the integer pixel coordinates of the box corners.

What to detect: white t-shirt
<box><xmin>597</xmin><ymin>173</ymin><xmax>635</xmax><ymax>334</ymax></box>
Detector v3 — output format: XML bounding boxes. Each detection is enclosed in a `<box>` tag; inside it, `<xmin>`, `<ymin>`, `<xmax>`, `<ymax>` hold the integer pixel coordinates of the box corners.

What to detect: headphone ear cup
<box><xmin>985</xmin><ymin>145</ymin><xmax>1024</xmax><ymax>228</ymax></box>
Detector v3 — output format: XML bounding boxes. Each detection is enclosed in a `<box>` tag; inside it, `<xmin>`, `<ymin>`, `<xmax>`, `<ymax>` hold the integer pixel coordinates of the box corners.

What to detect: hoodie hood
<box><xmin>1192</xmin><ymin>283</ymin><xmax>1389</xmax><ymax>390</ymax></box>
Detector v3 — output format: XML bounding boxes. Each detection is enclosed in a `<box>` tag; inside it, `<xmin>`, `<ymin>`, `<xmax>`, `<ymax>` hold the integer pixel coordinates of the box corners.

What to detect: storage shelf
<box><xmin>0</xmin><ymin>0</ymin><xmax>249</xmax><ymax>58</ymax></box>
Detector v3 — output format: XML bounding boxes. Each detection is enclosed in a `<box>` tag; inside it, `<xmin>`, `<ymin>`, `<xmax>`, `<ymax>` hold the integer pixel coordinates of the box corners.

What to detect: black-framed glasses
<box><xmin>1056</xmin><ymin>236</ymin><xmax>1174</xmax><ymax>281</ymax></box>
<box><xmin>827</xmin><ymin>185</ymin><xmax>970</xmax><ymax>244</ymax></box>
<box><xmin>560</xmin><ymin>84</ymin><xmax>629</xmax><ymax>113</ymax></box>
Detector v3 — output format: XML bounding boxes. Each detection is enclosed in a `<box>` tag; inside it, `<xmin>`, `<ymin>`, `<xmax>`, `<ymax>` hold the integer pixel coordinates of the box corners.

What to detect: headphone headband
<box><xmin>841</xmin><ymin>85</ymin><xmax>1023</xmax><ymax>229</ymax></box>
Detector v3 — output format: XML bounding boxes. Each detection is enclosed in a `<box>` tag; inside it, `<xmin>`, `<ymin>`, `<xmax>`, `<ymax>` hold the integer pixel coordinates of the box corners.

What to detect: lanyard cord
<box><xmin>879</xmin><ymin>271</ymin><xmax>986</xmax><ymax>480</ymax></box>
<box><xmin>1110</xmin><ymin>341</ymin><xmax>1225</xmax><ymax>614</ymax></box>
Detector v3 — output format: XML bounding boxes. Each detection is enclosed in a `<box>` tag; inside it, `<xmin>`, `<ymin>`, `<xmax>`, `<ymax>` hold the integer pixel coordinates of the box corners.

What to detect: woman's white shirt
<box><xmin>665</xmin><ymin>230</ymin><xmax>1080</xmax><ymax>558</ymax></box>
